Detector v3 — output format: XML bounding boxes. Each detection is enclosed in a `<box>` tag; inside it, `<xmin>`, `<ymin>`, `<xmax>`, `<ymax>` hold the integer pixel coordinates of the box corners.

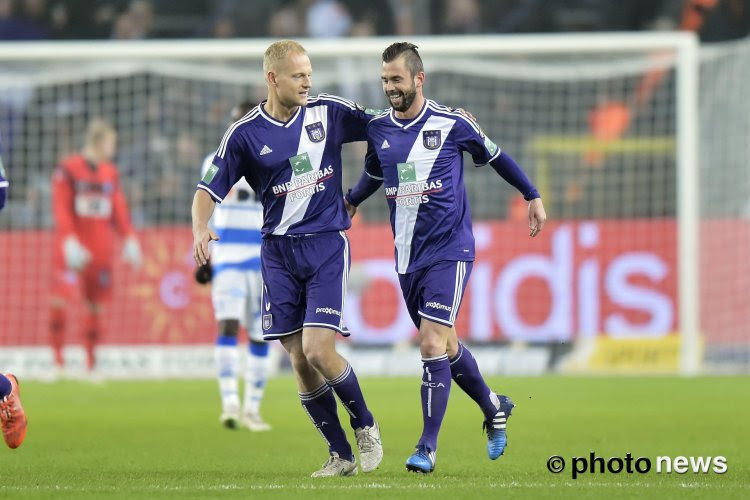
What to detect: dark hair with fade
<box><xmin>382</xmin><ymin>42</ymin><xmax>424</xmax><ymax>77</ymax></box>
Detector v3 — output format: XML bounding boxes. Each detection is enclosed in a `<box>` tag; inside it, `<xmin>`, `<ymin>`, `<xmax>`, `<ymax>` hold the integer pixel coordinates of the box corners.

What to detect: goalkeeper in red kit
<box><xmin>50</xmin><ymin>119</ymin><xmax>142</xmax><ymax>378</ymax></box>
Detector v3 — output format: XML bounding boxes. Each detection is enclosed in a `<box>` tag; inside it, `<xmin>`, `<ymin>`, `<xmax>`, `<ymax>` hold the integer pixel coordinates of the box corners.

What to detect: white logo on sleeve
<box><xmin>381</xmin><ymin>139</ymin><xmax>390</xmax><ymax>149</ymax></box>
<box><xmin>260</xmin><ymin>145</ymin><xmax>273</xmax><ymax>155</ymax></box>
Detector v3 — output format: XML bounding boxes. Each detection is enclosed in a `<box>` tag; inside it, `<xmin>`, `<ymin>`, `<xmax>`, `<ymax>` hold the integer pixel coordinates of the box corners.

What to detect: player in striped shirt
<box><xmin>192</xmin><ymin>40</ymin><xmax>382</xmax><ymax>477</ymax></box>
<box><xmin>196</xmin><ymin>102</ymin><xmax>272</xmax><ymax>432</ymax></box>
<box><xmin>346</xmin><ymin>42</ymin><xmax>547</xmax><ymax>473</ymax></box>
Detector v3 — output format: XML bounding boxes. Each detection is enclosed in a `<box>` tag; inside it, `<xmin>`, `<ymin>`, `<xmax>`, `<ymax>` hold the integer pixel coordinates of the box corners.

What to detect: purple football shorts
<box><xmin>260</xmin><ymin>230</ymin><xmax>350</xmax><ymax>340</ymax></box>
<box><xmin>398</xmin><ymin>260</ymin><xmax>473</xmax><ymax>328</ymax></box>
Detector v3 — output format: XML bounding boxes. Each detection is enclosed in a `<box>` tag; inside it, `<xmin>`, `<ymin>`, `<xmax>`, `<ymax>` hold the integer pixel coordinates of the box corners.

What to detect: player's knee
<box><xmin>301</xmin><ymin>343</ymin><xmax>330</xmax><ymax>371</ymax></box>
<box><xmin>288</xmin><ymin>350</ymin><xmax>312</xmax><ymax>373</ymax></box>
<box><xmin>218</xmin><ymin>319</ymin><xmax>240</xmax><ymax>336</ymax></box>
<box><xmin>419</xmin><ymin>338</ymin><xmax>447</xmax><ymax>358</ymax></box>
<box><xmin>419</xmin><ymin>326</ymin><xmax>449</xmax><ymax>357</ymax></box>
<box><xmin>445</xmin><ymin>335</ymin><xmax>460</xmax><ymax>358</ymax></box>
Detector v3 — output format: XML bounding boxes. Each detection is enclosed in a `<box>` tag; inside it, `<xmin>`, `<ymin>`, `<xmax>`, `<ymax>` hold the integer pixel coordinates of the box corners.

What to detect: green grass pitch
<box><xmin>1</xmin><ymin>375</ymin><xmax>748</xmax><ymax>499</ymax></box>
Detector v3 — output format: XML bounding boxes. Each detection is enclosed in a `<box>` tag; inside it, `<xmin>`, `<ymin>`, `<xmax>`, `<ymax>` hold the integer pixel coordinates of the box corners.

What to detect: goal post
<box><xmin>0</xmin><ymin>32</ymin><xmax>726</xmax><ymax>377</ymax></box>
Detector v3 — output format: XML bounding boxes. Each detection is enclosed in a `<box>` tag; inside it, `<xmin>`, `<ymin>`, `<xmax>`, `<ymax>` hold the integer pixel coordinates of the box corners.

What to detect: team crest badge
<box><xmin>423</xmin><ymin>130</ymin><xmax>441</xmax><ymax>150</ymax></box>
<box><xmin>305</xmin><ymin>122</ymin><xmax>326</xmax><ymax>143</ymax></box>
<box><xmin>262</xmin><ymin>314</ymin><xmax>273</xmax><ymax>331</ymax></box>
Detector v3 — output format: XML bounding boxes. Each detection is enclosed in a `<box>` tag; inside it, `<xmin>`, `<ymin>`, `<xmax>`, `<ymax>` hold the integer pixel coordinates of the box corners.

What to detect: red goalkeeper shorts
<box><xmin>52</xmin><ymin>265</ymin><xmax>113</xmax><ymax>303</ymax></box>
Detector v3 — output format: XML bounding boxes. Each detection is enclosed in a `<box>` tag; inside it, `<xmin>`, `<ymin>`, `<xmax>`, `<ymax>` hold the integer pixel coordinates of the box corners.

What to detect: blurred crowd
<box><xmin>0</xmin><ymin>0</ymin><xmax>748</xmax><ymax>230</ymax></box>
<box><xmin>1</xmin><ymin>0</ymin><xmax>749</xmax><ymax>42</ymax></box>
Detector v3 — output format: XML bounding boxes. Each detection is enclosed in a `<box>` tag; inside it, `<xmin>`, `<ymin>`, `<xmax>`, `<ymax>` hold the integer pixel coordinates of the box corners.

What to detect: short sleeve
<box><xmin>197</xmin><ymin>127</ymin><xmax>247</xmax><ymax>203</ymax></box>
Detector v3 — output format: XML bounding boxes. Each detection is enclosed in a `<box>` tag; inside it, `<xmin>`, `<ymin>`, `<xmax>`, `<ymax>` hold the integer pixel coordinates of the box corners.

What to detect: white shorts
<box><xmin>211</xmin><ymin>268</ymin><xmax>264</xmax><ymax>342</ymax></box>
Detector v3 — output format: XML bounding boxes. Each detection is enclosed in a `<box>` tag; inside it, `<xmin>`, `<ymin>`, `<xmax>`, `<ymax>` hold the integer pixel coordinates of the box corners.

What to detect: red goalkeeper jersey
<box><xmin>52</xmin><ymin>154</ymin><xmax>134</xmax><ymax>267</ymax></box>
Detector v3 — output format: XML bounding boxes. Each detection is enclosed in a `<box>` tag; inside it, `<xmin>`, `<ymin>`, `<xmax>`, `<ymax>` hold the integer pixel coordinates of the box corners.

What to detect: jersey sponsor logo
<box><xmin>259</xmin><ymin>144</ymin><xmax>272</xmax><ymax>155</ymax></box>
<box><xmin>315</xmin><ymin>307</ymin><xmax>342</xmax><ymax>316</ymax></box>
<box><xmin>423</xmin><ymin>130</ymin><xmax>441</xmax><ymax>150</ymax></box>
<box><xmin>385</xmin><ymin>179</ymin><xmax>444</xmax><ymax>207</ymax></box>
<box><xmin>74</xmin><ymin>194</ymin><xmax>113</xmax><ymax>218</ymax></box>
<box><xmin>262</xmin><ymin>313</ymin><xmax>272</xmax><ymax>330</ymax></box>
<box><xmin>290</xmin><ymin>152</ymin><xmax>313</xmax><ymax>175</ymax></box>
<box><xmin>271</xmin><ymin>165</ymin><xmax>334</xmax><ymax>199</ymax></box>
<box><xmin>397</xmin><ymin>162</ymin><xmax>416</xmax><ymax>183</ymax></box>
<box><xmin>202</xmin><ymin>164</ymin><xmax>219</xmax><ymax>183</ymax></box>
<box><xmin>425</xmin><ymin>301</ymin><xmax>452</xmax><ymax>312</ymax></box>
<box><xmin>305</xmin><ymin>122</ymin><xmax>326</xmax><ymax>143</ymax></box>
<box><xmin>381</xmin><ymin>139</ymin><xmax>390</xmax><ymax>149</ymax></box>
<box><xmin>484</xmin><ymin>136</ymin><xmax>498</xmax><ymax>155</ymax></box>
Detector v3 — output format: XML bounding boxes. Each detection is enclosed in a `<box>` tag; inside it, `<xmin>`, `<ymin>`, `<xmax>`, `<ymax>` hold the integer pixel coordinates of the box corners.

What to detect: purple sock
<box><xmin>327</xmin><ymin>363</ymin><xmax>375</xmax><ymax>430</ymax></box>
<box><xmin>417</xmin><ymin>354</ymin><xmax>452</xmax><ymax>452</ymax></box>
<box><xmin>299</xmin><ymin>383</ymin><xmax>354</xmax><ymax>461</ymax></box>
<box><xmin>450</xmin><ymin>343</ymin><xmax>500</xmax><ymax>420</ymax></box>
<box><xmin>0</xmin><ymin>374</ymin><xmax>10</xmax><ymax>399</ymax></box>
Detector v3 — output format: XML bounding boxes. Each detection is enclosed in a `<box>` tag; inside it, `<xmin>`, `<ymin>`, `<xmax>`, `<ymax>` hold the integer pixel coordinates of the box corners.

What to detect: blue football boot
<box><xmin>484</xmin><ymin>395</ymin><xmax>515</xmax><ymax>460</ymax></box>
<box><xmin>405</xmin><ymin>444</ymin><xmax>436</xmax><ymax>473</ymax></box>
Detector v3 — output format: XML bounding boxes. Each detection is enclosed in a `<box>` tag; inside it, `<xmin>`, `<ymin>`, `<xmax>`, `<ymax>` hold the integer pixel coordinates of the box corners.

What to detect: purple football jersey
<box><xmin>364</xmin><ymin>100</ymin><xmax>501</xmax><ymax>273</ymax></box>
<box><xmin>198</xmin><ymin>94</ymin><xmax>371</xmax><ymax>236</ymax></box>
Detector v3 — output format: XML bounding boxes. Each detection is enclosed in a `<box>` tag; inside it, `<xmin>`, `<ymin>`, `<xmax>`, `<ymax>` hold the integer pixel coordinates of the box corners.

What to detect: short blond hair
<box><xmin>263</xmin><ymin>40</ymin><xmax>307</xmax><ymax>74</ymax></box>
<box><xmin>85</xmin><ymin>119</ymin><xmax>116</xmax><ymax>147</ymax></box>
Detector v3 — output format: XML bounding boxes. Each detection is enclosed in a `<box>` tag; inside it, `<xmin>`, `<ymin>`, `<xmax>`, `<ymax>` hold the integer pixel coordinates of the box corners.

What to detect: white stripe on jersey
<box><xmin>217</xmin><ymin>108</ymin><xmax>260</xmax><ymax>158</ymax></box>
<box><xmin>427</xmin><ymin>101</ymin><xmax>502</xmax><ymax>164</ymax></box>
<box><xmin>197</xmin><ymin>184</ymin><xmax>224</xmax><ymax>203</ymax></box>
<box><xmin>427</xmin><ymin>101</ymin><xmax>482</xmax><ymax>135</ymax></box>
<box><xmin>257</xmin><ymin>103</ymin><xmax>302</xmax><ymax>128</ymax></box>
<box><xmin>273</xmin><ymin>105</ymin><xmax>329</xmax><ymax>235</ymax></box>
<box><xmin>394</xmin><ymin>115</ymin><xmax>456</xmax><ymax>273</ymax></box>
<box><xmin>309</xmin><ymin>93</ymin><xmax>356</xmax><ymax>110</ymax></box>
<box><xmin>388</xmin><ymin>103</ymin><xmax>430</xmax><ymax>130</ymax></box>
<box><xmin>0</xmin><ymin>180</ymin><xmax>8</xmax><ymax>188</ymax></box>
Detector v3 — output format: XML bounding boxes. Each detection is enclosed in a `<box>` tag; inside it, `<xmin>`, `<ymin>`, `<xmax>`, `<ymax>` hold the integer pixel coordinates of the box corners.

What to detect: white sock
<box><xmin>215</xmin><ymin>343</ymin><xmax>240</xmax><ymax>413</ymax></box>
<box><xmin>243</xmin><ymin>348</ymin><xmax>270</xmax><ymax>416</ymax></box>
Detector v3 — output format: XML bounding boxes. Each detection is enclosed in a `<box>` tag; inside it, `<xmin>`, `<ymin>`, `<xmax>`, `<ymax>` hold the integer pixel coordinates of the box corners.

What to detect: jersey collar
<box><xmin>258</xmin><ymin>101</ymin><xmax>302</xmax><ymax>128</ymax></box>
<box><xmin>388</xmin><ymin>99</ymin><xmax>428</xmax><ymax>130</ymax></box>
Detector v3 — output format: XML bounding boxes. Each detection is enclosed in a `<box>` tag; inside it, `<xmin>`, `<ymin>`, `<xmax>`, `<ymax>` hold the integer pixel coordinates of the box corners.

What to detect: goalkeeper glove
<box><xmin>63</xmin><ymin>235</ymin><xmax>91</xmax><ymax>271</ymax></box>
<box><xmin>121</xmin><ymin>236</ymin><xmax>142</xmax><ymax>269</ymax></box>
<box><xmin>195</xmin><ymin>261</ymin><xmax>212</xmax><ymax>284</ymax></box>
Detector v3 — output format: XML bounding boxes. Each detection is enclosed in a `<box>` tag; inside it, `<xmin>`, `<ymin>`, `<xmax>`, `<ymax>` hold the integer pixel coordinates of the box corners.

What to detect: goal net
<box><xmin>0</xmin><ymin>34</ymin><xmax>745</xmax><ymax>376</ymax></box>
